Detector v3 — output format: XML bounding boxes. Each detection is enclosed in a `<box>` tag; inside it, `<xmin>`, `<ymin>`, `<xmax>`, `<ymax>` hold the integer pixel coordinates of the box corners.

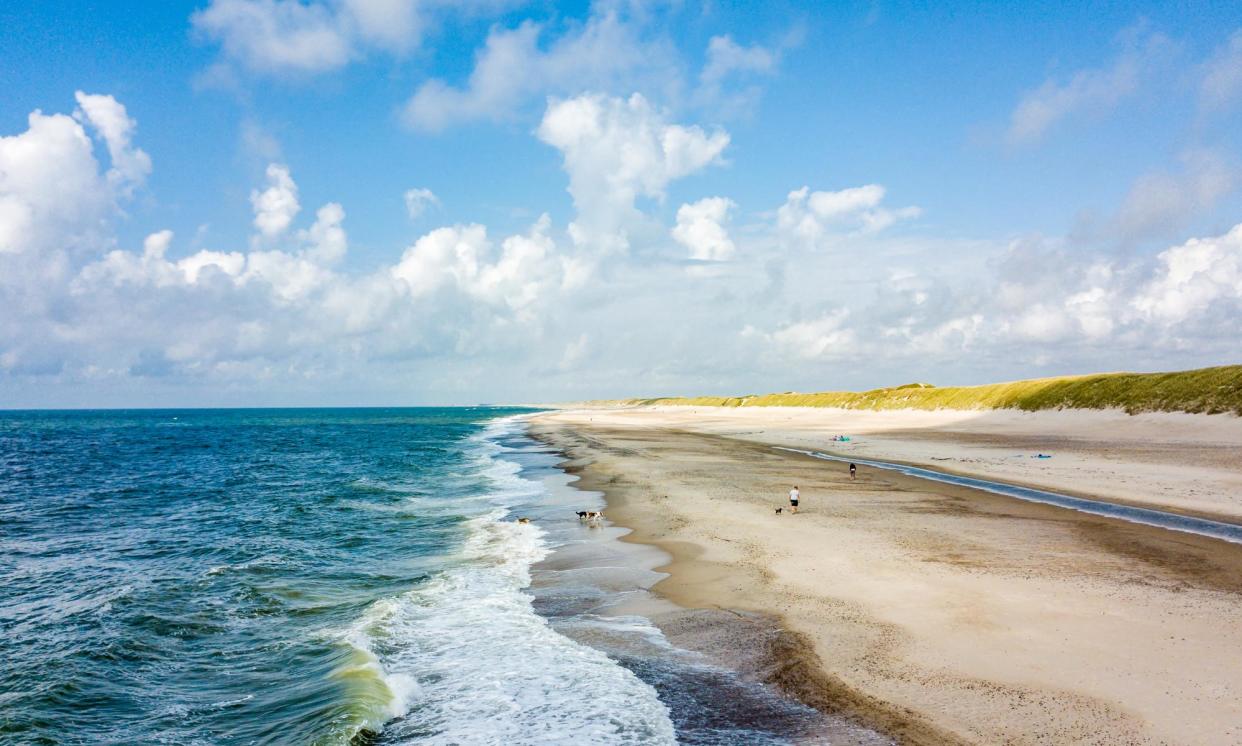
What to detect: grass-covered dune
<box><xmin>623</xmin><ymin>365</ymin><xmax>1242</xmax><ymax>416</ymax></box>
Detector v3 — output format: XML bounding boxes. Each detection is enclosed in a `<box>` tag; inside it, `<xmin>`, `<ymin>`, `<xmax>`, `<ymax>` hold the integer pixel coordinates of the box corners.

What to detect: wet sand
<box><xmin>530</xmin><ymin>408</ymin><xmax>1242</xmax><ymax>745</ymax></box>
<box><xmin>518</xmin><ymin>424</ymin><xmax>891</xmax><ymax>744</ymax></box>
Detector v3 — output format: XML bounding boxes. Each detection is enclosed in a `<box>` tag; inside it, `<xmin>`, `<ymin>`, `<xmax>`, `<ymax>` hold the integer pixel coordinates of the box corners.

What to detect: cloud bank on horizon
<box><xmin>2</xmin><ymin>1</ymin><xmax>1242</xmax><ymax>406</ymax></box>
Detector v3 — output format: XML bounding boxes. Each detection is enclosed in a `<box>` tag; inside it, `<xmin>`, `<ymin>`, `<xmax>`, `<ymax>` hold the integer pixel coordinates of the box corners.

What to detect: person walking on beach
<box><xmin>789</xmin><ymin>485</ymin><xmax>800</xmax><ymax>514</ymax></box>
<box><xmin>849</xmin><ymin>463</ymin><xmax>857</xmax><ymax>480</ymax></box>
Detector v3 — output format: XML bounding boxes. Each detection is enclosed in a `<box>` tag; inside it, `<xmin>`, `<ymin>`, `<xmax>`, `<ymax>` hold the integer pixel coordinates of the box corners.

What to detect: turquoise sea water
<box><xmin>2</xmin><ymin>408</ymin><xmax>530</xmax><ymax>743</ymax></box>
<box><xmin>0</xmin><ymin>408</ymin><xmax>882</xmax><ymax>745</ymax></box>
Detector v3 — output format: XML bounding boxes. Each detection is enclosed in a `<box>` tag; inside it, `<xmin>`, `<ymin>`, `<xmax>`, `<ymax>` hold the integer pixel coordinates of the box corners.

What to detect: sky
<box><xmin>2</xmin><ymin>1</ymin><xmax>1242</xmax><ymax>407</ymax></box>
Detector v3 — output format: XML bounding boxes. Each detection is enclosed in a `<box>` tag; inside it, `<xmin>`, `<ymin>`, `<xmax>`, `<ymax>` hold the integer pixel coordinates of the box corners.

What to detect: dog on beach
<box><xmin>774</xmin><ymin>507</ymin><xmax>783</xmax><ymax>515</ymax></box>
<box><xmin>517</xmin><ymin>517</ymin><xmax>531</xmax><ymax>524</ymax></box>
<box><xmin>575</xmin><ymin>511</ymin><xmax>604</xmax><ymax>522</ymax></box>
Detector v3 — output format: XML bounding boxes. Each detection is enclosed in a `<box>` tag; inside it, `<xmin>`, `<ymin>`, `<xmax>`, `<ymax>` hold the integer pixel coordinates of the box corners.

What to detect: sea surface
<box><xmin>0</xmin><ymin>408</ymin><xmax>885</xmax><ymax>745</ymax></box>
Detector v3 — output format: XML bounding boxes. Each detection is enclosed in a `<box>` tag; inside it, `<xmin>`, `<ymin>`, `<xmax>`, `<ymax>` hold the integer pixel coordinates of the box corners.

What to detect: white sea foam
<box><xmin>339</xmin><ymin>414</ymin><xmax>677</xmax><ymax>745</ymax></box>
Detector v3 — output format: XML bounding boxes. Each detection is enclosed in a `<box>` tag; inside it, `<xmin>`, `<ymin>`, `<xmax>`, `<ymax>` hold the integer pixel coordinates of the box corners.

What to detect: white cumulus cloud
<box><xmin>0</xmin><ymin>92</ymin><xmax>151</xmax><ymax>258</ymax></box>
<box><xmin>537</xmin><ymin>93</ymin><xmax>729</xmax><ymax>253</ymax></box>
<box><xmin>191</xmin><ymin>0</ymin><xmax>435</xmax><ymax>79</ymax></box>
<box><xmin>7</xmin><ymin>89</ymin><xmax>1242</xmax><ymax>405</ymax></box>
<box><xmin>776</xmin><ymin>185</ymin><xmax>920</xmax><ymax>245</ymax></box>
<box><xmin>673</xmin><ymin>197</ymin><xmax>736</xmax><ymax>261</ymax></box>
<box><xmin>250</xmin><ymin>163</ymin><xmax>300</xmax><ymax>239</ymax></box>
<box><xmin>390</xmin><ymin>215</ymin><xmax>561</xmax><ymax>315</ymax></box>
<box><xmin>1132</xmin><ymin>224</ymin><xmax>1242</xmax><ymax>324</ymax></box>
<box><xmin>764</xmin><ymin>310</ymin><xmax>856</xmax><ymax>360</ymax></box>
<box><xmin>192</xmin><ymin>0</ymin><xmax>354</xmax><ymax>74</ymax></box>
<box><xmin>73</xmin><ymin>91</ymin><xmax>152</xmax><ymax>195</ymax></box>
<box><xmin>301</xmin><ymin>202</ymin><xmax>348</xmax><ymax>265</ymax></box>
<box><xmin>0</xmin><ymin>110</ymin><xmax>106</xmax><ymax>255</ymax></box>
<box><xmin>403</xmin><ymin>11</ymin><xmax>677</xmax><ymax>131</ymax></box>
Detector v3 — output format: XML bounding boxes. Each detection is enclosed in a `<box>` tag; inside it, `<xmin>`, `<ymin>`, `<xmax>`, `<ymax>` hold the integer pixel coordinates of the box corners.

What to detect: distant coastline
<box><xmin>578</xmin><ymin>363</ymin><xmax>1242</xmax><ymax>416</ymax></box>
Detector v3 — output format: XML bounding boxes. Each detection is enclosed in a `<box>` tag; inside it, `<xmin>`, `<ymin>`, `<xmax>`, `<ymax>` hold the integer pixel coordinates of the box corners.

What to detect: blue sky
<box><xmin>2</xmin><ymin>1</ymin><xmax>1242</xmax><ymax>406</ymax></box>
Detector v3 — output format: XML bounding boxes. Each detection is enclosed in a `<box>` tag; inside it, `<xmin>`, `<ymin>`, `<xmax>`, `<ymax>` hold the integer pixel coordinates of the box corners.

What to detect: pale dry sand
<box><xmin>530</xmin><ymin>406</ymin><xmax>1242</xmax><ymax>745</ymax></box>
<box><xmin>567</xmin><ymin>406</ymin><xmax>1242</xmax><ymax>521</ymax></box>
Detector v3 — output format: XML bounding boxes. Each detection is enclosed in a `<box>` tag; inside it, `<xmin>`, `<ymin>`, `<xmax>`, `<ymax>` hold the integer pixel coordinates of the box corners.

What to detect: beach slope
<box><xmin>531</xmin><ymin>407</ymin><xmax>1242</xmax><ymax>745</ymax></box>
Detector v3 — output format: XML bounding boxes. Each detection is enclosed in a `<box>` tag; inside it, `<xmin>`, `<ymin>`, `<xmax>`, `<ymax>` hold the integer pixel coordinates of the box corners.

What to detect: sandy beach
<box><xmin>530</xmin><ymin>406</ymin><xmax>1242</xmax><ymax>745</ymax></box>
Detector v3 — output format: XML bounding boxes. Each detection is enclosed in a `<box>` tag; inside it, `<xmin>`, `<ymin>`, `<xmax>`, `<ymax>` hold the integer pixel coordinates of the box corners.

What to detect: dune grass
<box><xmin>622</xmin><ymin>365</ymin><xmax>1242</xmax><ymax>416</ymax></box>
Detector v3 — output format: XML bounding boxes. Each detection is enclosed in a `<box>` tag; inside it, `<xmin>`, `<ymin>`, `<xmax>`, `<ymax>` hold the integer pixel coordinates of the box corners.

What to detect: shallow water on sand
<box><xmin>507</xmin><ymin>430</ymin><xmax>892</xmax><ymax>745</ymax></box>
<box><xmin>783</xmin><ymin>447</ymin><xmax>1242</xmax><ymax>545</ymax></box>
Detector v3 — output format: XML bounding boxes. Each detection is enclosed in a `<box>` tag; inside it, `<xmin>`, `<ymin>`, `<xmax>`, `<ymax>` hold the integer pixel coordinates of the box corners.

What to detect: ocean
<box><xmin>0</xmin><ymin>408</ymin><xmax>886</xmax><ymax>745</ymax></box>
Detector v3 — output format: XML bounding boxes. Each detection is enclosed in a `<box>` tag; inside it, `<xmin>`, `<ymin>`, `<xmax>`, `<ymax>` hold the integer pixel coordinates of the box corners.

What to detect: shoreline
<box><xmin>782</xmin><ymin>442</ymin><xmax>1242</xmax><ymax>529</ymax></box>
<box><xmin>533</xmin><ymin>425</ymin><xmax>960</xmax><ymax>745</ymax></box>
<box><xmin>548</xmin><ymin>405</ymin><xmax>1242</xmax><ymax>523</ymax></box>
<box><xmin>520</xmin><ymin>420</ymin><xmax>893</xmax><ymax>744</ymax></box>
<box><xmin>530</xmin><ymin>409</ymin><xmax>1242</xmax><ymax>745</ymax></box>
<box><xmin>778</xmin><ymin>446</ymin><xmax>1242</xmax><ymax>544</ymax></box>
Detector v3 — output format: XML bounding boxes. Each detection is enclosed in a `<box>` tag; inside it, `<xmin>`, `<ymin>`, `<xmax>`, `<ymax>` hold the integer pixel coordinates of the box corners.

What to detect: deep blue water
<box><xmin>1</xmin><ymin>409</ymin><xmax>888</xmax><ymax>746</ymax></box>
<box><xmin>0</xmin><ymin>408</ymin><xmax>583</xmax><ymax>744</ymax></box>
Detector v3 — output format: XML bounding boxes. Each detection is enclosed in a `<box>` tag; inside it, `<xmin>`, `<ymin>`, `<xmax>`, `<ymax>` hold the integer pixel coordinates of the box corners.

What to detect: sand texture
<box><xmin>530</xmin><ymin>407</ymin><xmax>1242</xmax><ymax>745</ymax></box>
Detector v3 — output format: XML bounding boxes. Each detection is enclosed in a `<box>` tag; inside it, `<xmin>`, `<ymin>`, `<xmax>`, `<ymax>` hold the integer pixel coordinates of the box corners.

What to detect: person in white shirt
<box><xmin>789</xmin><ymin>486</ymin><xmax>800</xmax><ymax>514</ymax></box>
